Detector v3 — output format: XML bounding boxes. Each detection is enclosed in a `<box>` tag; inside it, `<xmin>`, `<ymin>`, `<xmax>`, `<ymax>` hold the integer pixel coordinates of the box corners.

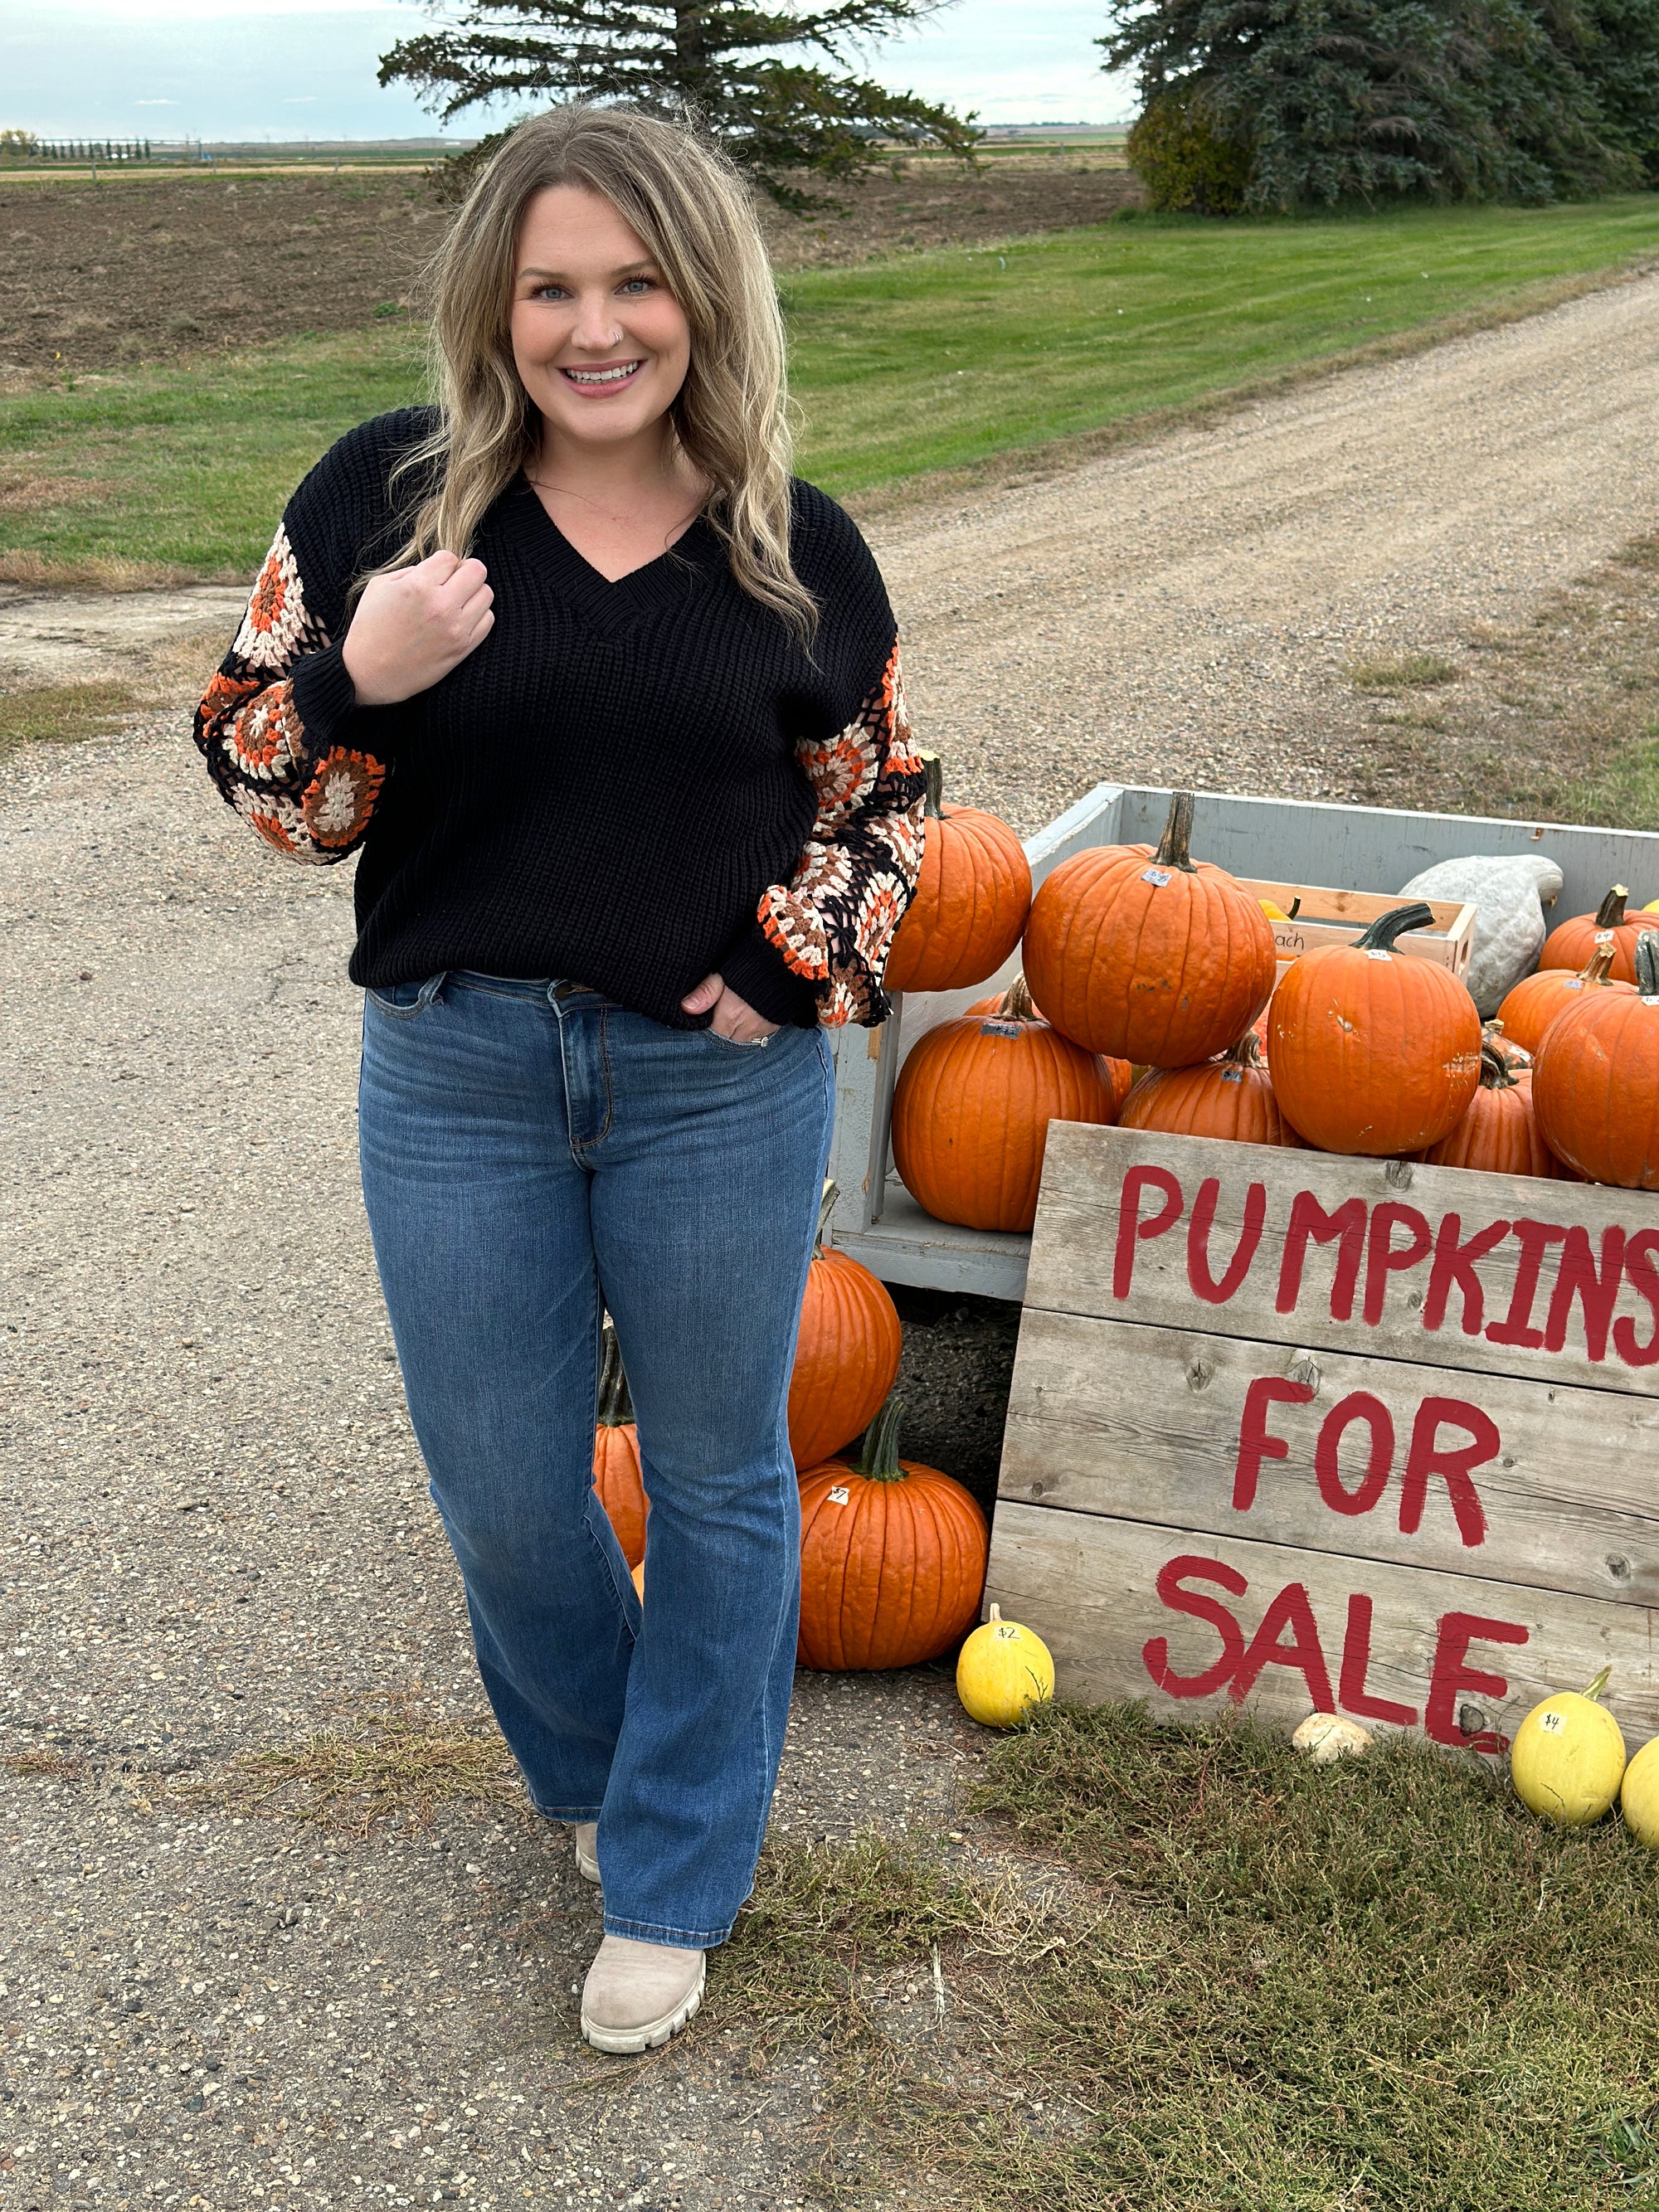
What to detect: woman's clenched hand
<box><xmin>343</xmin><ymin>552</ymin><xmax>495</xmax><ymax>707</ymax></box>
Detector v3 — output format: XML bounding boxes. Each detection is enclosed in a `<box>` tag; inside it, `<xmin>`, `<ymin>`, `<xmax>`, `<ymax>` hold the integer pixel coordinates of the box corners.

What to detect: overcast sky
<box><xmin>5</xmin><ymin>1</ymin><xmax>1135</xmax><ymax>143</ymax></box>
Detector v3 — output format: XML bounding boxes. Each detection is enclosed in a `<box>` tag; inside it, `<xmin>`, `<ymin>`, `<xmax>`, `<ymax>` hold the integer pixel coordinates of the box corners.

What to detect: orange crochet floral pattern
<box><xmin>758</xmin><ymin>639</ymin><xmax>925</xmax><ymax>1027</ymax></box>
<box><xmin>193</xmin><ymin>524</ymin><xmax>386</xmax><ymax>868</ymax></box>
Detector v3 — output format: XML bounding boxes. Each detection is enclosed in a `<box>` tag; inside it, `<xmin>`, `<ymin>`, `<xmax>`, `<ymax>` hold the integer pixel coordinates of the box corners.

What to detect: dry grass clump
<box><xmin>0</xmin><ymin>549</ymin><xmax>196</xmax><ymax>589</ymax></box>
<box><xmin>1346</xmin><ymin>649</ymin><xmax>1462</xmax><ymax>692</ymax></box>
<box><xmin>1356</xmin><ymin>528</ymin><xmax>1659</xmax><ymax>829</ymax></box>
<box><xmin>0</xmin><ymin>622</ymin><xmax>227</xmax><ymax>767</ymax></box>
<box><xmin>201</xmin><ymin>1713</ymin><xmax>523</xmax><ymax>1837</ymax></box>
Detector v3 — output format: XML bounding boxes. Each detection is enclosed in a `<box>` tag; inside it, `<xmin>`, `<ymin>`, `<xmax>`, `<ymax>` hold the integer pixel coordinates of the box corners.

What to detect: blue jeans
<box><xmin>357</xmin><ymin>971</ymin><xmax>834</xmax><ymax>1948</ymax></box>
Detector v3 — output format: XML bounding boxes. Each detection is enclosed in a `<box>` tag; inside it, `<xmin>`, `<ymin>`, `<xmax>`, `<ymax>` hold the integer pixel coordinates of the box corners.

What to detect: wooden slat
<box><xmin>1027</xmin><ymin>1125</ymin><xmax>1659</xmax><ymax>1398</ymax></box>
<box><xmin>985</xmin><ymin>1500</ymin><xmax>1659</xmax><ymax>1744</ymax></box>
<box><xmin>833</xmin><ymin>1209</ymin><xmax>1029</xmax><ymax>1300</ymax></box>
<box><xmin>1000</xmin><ymin>1309</ymin><xmax>1659</xmax><ymax>1605</ymax></box>
<box><xmin>1108</xmin><ymin>787</ymin><xmax>1659</xmax><ymax>924</ymax></box>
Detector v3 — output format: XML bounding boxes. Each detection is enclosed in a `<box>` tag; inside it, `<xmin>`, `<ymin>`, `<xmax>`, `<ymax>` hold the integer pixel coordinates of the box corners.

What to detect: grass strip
<box><xmin>0</xmin><ymin>326</ymin><xmax>427</xmax><ymax>581</ymax></box>
<box><xmin>786</xmin><ymin>197</ymin><xmax>1659</xmax><ymax>495</ymax></box>
<box><xmin>722</xmin><ymin>1704</ymin><xmax>1659</xmax><ymax>2211</ymax></box>
<box><xmin>4</xmin><ymin>197</ymin><xmax>1659</xmax><ymax>578</ymax></box>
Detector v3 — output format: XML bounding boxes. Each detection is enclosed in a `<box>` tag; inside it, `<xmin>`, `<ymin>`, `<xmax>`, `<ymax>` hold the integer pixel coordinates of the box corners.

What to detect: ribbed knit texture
<box><xmin>193</xmin><ymin>408</ymin><xmax>927</xmax><ymax>1029</ymax></box>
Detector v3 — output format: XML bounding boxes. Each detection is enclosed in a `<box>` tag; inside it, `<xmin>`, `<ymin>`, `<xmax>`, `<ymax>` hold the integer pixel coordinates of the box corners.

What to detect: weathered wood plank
<box><xmin>1026</xmin><ymin>1125</ymin><xmax>1659</xmax><ymax>1398</ymax></box>
<box><xmin>984</xmin><ymin>1500</ymin><xmax>1659</xmax><ymax>1747</ymax></box>
<box><xmin>1107</xmin><ymin>787</ymin><xmax>1659</xmax><ymax>923</ymax></box>
<box><xmin>1000</xmin><ymin>1309</ymin><xmax>1659</xmax><ymax>1606</ymax></box>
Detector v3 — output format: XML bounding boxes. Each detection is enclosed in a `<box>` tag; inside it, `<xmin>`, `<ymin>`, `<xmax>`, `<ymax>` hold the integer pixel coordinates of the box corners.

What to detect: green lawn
<box><xmin>728</xmin><ymin>1704</ymin><xmax>1659</xmax><ymax>2211</ymax></box>
<box><xmin>4</xmin><ymin>197</ymin><xmax>1658</xmax><ymax>579</ymax></box>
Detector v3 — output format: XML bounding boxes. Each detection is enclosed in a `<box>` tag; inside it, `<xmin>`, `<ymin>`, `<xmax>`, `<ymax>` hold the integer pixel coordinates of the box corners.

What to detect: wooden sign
<box><xmin>986</xmin><ymin>1127</ymin><xmax>1659</xmax><ymax>1754</ymax></box>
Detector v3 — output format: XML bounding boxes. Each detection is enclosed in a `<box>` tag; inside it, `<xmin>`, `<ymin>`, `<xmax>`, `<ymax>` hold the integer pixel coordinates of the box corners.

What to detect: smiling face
<box><xmin>509</xmin><ymin>183</ymin><xmax>692</xmax><ymax>461</ymax></box>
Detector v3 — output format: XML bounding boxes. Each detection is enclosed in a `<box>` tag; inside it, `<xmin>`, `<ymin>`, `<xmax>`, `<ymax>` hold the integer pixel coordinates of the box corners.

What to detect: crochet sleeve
<box><xmin>192</xmin><ymin>522</ymin><xmax>385</xmax><ymax>867</ymax></box>
<box><xmin>721</xmin><ymin>637</ymin><xmax>927</xmax><ymax>1030</ymax></box>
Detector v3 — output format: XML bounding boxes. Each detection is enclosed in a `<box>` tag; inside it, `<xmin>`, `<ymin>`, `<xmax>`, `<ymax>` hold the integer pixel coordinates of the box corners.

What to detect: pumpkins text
<box><xmin>1114</xmin><ymin>1164</ymin><xmax>1659</xmax><ymax>1369</ymax></box>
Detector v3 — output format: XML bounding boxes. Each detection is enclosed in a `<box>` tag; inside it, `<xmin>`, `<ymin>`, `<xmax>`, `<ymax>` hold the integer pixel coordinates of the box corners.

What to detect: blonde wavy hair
<box><xmin>388</xmin><ymin>103</ymin><xmax>815</xmax><ymax>640</ymax></box>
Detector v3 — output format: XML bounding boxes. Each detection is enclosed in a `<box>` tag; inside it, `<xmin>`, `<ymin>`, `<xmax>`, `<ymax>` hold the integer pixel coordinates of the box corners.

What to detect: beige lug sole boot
<box><xmin>573</xmin><ymin>1821</ymin><xmax>600</xmax><ymax>1885</ymax></box>
<box><xmin>580</xmin><ymin>1935</ymin><xmax>705</xmax><ymax>2054</ymax></box>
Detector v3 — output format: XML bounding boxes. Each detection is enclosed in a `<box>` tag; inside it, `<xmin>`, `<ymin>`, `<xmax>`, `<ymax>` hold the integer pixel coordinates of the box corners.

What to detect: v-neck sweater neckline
<box><xmin>500</xmin><ymin>474</ymin><xmax>716</xmax><ymax>634</ymax></box>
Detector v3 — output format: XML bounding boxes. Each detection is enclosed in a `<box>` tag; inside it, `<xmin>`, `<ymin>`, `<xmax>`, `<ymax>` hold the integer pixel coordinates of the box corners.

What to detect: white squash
<box><xmin>1399</xmin><ymin>854</ymin><xmax>1564</xmax><ymax>1017</ymax></box>
<box><xmin>1292</xmin><ymin>1713</ymin><xmax>1374</xmax><ymax>1764</ymax></box>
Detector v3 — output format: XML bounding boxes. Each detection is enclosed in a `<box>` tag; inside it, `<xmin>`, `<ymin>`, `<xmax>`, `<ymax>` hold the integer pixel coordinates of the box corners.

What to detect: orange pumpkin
<box><xmin>797</xmin><ymin>1398</ymin><xmax>989</xmax><ymax>1670</ymax></box>
<box><xmin>883</xmin><ymin>753</ymin><xmax>1031</xmax><ymax>994</ymax></box>
<box><xmin>1532</xmin><ymin>934</ymin><xmax>1659</xmax><ymax>1188</ymax></box>
<box><xmin>1496</xmin><ymin>937</ymin><xmax>1637</xmax><ymax>1054</ymax></box>
<box><xmin>1021</xmin><ymin>790</ymin><xmax>1276</xmax><ymax>1067</ymax></box>
<box><xmin>967</xmin><ymin>986</ymin><xmax>1134</xmax><ymax>1111</ymax></box>
<box><xmin>593</xmin><ymin>1317</ymin><xmax>648</xmax><ymax>1569</ymax></box>
<box><xmin>1423</xmin><ymin>1031</ymin><xmax>1563</xmax><ymax>1179</ymax></box>
<box><xmin>891</xmin><ymin>974</ymin><xmax>1119</xmax><ymax>1232</ymax></box>
<box><xmin>1538</xmin><ymin>883</ymin><xmax>1659</xmax><ymax>984</ymax></box>
<box><xmin>1118</xmin><ymin>1030</ymin><xmax>1305</xmax><ymax>1148</ymax></box>
<box><xmin>788</xmin><ymin>1181</ymin><xmax>902</xmax><ymax>1471</ymax></box>
<box><xmin>1269</xmin><ymin>902</ymin><xmax>1482</xmax><ymax>1155</ymax></box>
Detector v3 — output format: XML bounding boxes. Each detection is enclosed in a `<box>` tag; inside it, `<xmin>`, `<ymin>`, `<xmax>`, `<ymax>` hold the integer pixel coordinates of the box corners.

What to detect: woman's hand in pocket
<box><xmin>343</xmin><ymin>552</ymin><xmax>495</xmax><ymax>706</ymax></box>
<box><xmin>681</xmin><ymin>973</ymin><xmax>781</xmax><ymax>1044</ymax></box>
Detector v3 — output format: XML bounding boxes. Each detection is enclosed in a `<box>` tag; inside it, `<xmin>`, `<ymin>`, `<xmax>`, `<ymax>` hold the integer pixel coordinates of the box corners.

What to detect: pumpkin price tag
<box><xmin>1540</xmin><ymin>1711</ymin><xmax>1565</xmax><ymax>1733</ymax></box>
<box><xmin>827</xmin><ymin>1485</ymin><xmax>850</xmax><ymax>1505</ymax></box>
<box><xmin>1366</xmin><ymin>949</ymin><xmax>1393</xmax><ymax>960</ymax></box>
<box><xmin>979</xmin><ymin>1019</ymin><xmax>1023</xmax><ymax>1038</ymax></box>
<box><xmin>1141</xmin><ymin>868</ymin><xmax>1172</xmax><ymax>888</ymax></box>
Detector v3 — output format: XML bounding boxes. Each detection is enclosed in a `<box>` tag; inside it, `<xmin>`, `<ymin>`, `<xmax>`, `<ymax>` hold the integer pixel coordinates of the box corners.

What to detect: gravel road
<box><xmin>4</xmin><ymin>270</ymin><xmax>1659</xmax><ymax>2212</ymax></box>
<box><xmin>873</xmin><ymin>269</ymin><xmax>1659</xmax><ymax>832</ymax></box>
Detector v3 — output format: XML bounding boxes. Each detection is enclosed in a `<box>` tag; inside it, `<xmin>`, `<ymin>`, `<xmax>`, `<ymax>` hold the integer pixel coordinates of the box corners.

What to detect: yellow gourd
<box><xmin>1620</xmin><ymin>1737</ymin><xmax>1659</xmax><ymax>1846</ymax></box>
<box><xmin>1645</xmin><ymin>898</ymin><xmax>1659</xmax><ymax>916</ymax></box>
<box><xmin>956</xmin><ymin>1604</ymin><xmax>1054</xmax><ymax>1728</ymax></box>
<box><xmin>1511</xmin><ymin>1666</ymin><xmax>1626</xmax><ymax>1825</ymax></box>
<box><xmin>1259</xmin><ymin>899</ymin><xmax>1292</xmax><ymax>921</ymax></box>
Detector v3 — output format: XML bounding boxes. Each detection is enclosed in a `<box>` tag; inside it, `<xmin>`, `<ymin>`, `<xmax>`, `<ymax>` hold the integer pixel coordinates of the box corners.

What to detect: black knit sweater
<box><xmin>193</xmin><ymin>408</ymin><xmax>926</xmax><ymax>1029</ymax></box>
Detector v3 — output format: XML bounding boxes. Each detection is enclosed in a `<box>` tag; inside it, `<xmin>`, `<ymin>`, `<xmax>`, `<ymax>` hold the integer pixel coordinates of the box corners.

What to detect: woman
<box><xmin>192</xmin><ymin>104</ymin><xmax>923</xmax><ymax>2054</ymax></box>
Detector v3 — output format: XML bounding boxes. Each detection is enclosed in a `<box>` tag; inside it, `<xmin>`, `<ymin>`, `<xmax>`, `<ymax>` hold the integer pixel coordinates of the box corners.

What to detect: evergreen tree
<box><xmin>1579</xmin><ymin>0</ymin><xmax>1659</xmax><ymax>180</ymax></box>
<box><xmin>380</xmin><ymin>1</ymin><xmax>980</xmax><ymax>209</ymax></box>
<box><xmin>1102</xmin><ymin>0</ymin><xmax>1647</xmax><ymax>210</ymax></box>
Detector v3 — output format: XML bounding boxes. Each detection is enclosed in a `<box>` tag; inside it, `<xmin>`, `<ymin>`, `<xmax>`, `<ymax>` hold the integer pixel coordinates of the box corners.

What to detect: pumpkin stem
<box><xmin>919</xmin><ymin>751</ymin><xmax>945</xmax><ymax>821</ymax></box>
<box><xmin>995</xmin><ymin>974</ymin><xmax>1041</xmax><ymax>1023</ymax></box>
<box><xmin>1582</xmin><ymin>1665</ymin><xmax>1612</xmax><ymax>1704</ymax></box>
<box><xmin>1153</xmin><ymin>789</ymin><xmax>1199</xmax><ymax>874</ymax></box>
<box><xmin>1579</xmin><ymin>939</ymin><xmax>1619</xmax><ymax>987</ymax></box>
<box><xmin>814</xmin><ymin>1178</ymin><xmax>839</xmax><ymax>1255</ymax></box>
<box><xmin>988</xmin><ymin>1604</ymin><xmax>1003</xmax><ymax>1623</ymax></box>
<box><xmin>1477</xmin><ymin>1029</ymin><xmax>1520</xmax><ymax>1091</ymax></box>
<box><xmin>1225</xmin><ymin>1030</ymin><xmax>1266</xmax><ymax>1070</ymax></box>
<box><xmin>1638</xmin><ymin>933</ymin><xmax>1659</xmax><ymax>999</ymax></box>
<box><xmin>1594</xmin><ymin>884</ymin><xmax>1630</xmax><ymax>929</ymax></box>
<box><xmin>597</xmin><ymin>1315</ymin><xmax>635</xmax><ymax>1428</ymax></box>
<box><xmin>854</xmin><ymin>1395</ymin><xmax>909</xmax><ymax>1483</ymax></box>
<box><xmin>1353</xmin><ymin>902</ymin><xmax>1436</xmax><ymax>955</ymax></box>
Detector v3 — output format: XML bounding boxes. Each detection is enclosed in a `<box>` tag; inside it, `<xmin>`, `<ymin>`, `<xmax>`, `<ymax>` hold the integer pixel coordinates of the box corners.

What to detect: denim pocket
<box><xmin>364</xmin><ymin>973</ymin><xmax>447</xmax><ymax>1020</ymax></box>
<box><xmin>700</xmin><ymin>1022</ymin><xmax>786</xmax><ymax>1053</ymax></box>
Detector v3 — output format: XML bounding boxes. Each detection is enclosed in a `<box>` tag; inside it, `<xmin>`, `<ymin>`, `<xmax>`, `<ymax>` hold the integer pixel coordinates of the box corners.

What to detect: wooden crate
<box><xmin>1233</xmin><ymin>876</ymin><xmax>1475</xmax><ymax>980</ymax></box>
<box><xmin>983</xmin><ymin>1125</ymin><xmax>1659</xmax><ymax>1752</ymax></box>
<box><xmin>826</xmin><ymin>785</ymin><xmax>1659</xmax><ymax>1300</ymax></box>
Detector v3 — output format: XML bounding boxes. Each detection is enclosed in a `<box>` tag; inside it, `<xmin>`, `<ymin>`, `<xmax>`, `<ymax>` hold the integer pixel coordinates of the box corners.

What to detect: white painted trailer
<box><xmin>826</xmin><ymin>783</ymin><xmax>1659</xmax><ymax>1301</ymax></box>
